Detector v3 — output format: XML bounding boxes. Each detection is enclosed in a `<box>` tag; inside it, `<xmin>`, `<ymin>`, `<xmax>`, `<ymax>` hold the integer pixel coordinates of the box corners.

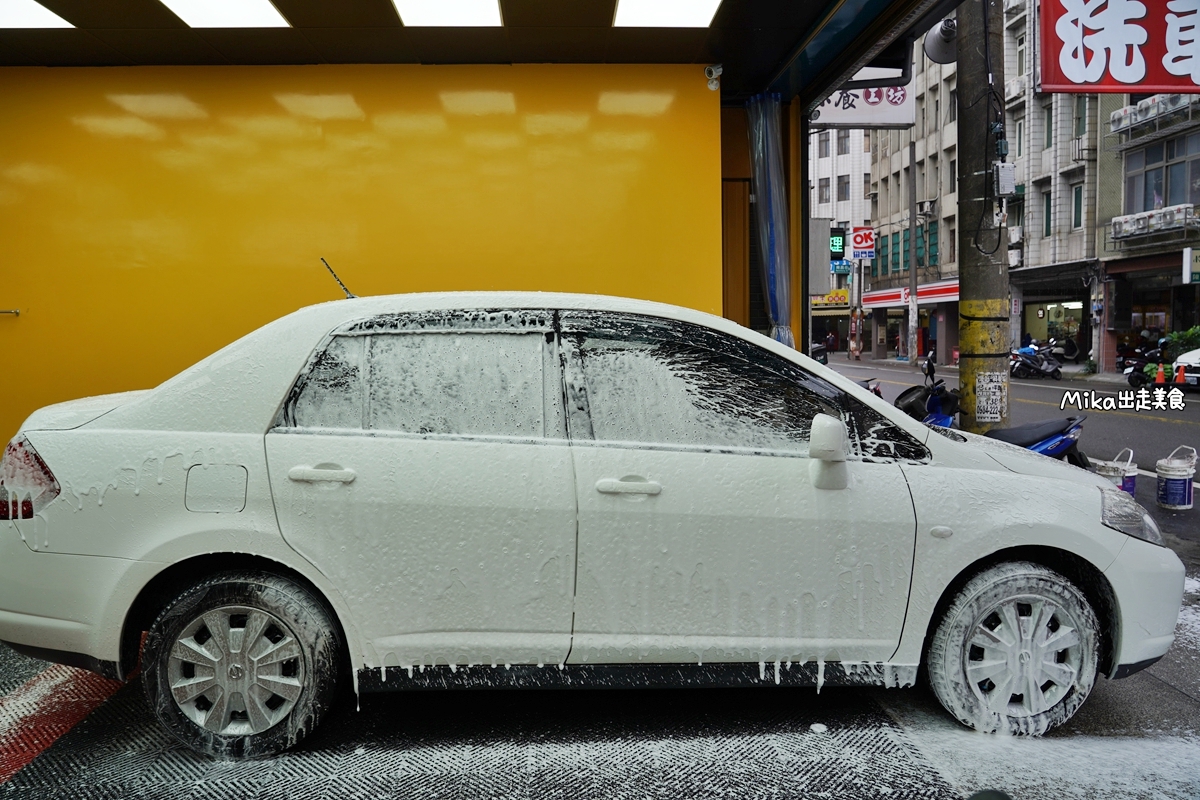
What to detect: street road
<box><xmin>1</xmin><ymin>366</ymin><xmax>1198</xmax><ymax>799</ymax></box>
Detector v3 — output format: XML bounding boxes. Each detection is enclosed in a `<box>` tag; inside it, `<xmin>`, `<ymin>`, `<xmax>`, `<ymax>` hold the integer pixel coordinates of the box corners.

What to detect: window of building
<box><xmin>948</xmin><ymin>158</ymin><xmax>957</xmax><ymax>195</ymax></box>
<box><xmin>1124</xmin><ymin>134</ymin><xmax>1200</xmax><ymax>212</ymax></box>
<box><xmin>1016</xmin><ymin>34</ymin><xmax>1026</xmax><ymax>76</ymax></box>
<box><xmin>917</xmin><ymin>97</ymin><xmax>925</xmax><ymax>138</ymax></box>
<box><xmin>864</xmin><ymin>172</ymin><xmax>872</xmax><ymax>199</ymax></box>
<box><xmin>836</xmin><ymin>175</ymin><xmax>850</xmax><ymax>201</ymax></box>
<box><xmin>1044</xmin><ymin>102</ymin><xmax>1053</xmax><ymax>149</ymax></box>
<box><xmin>837</xmin><ymin>129</ymin><xmax>850</xmax><ymax>155</ymax></box>
<box><xmin>819</xmin><ymin>177</ymin><xmax>830</xmax><ymax>203</ymax></box>
<box><xmin>1074</xmin><ymin>96</ymin><xmax>1087</xmax><ymax>138</ymax></box>
<box><xmin>819</xmin><ymin>131</ymin><xmax>830</xmax><ymax>158</ymax></box>
<box><xmin>1016</xmin><ymin>118</ymin><xmax>1024</xmax><ymax>158</ymax></box>
<box><xmin>948</xmin><ymin>89</ymin><xmax>957</xmax><ymax>122</ymax></box>
<box><xmin>1072</xmin><ymin>184</ymin><xmax>1084</xmax><ymax>228</ymax></box>
<box><xmin>879</xmin><ymin>232</ymin><xmax>890</xmax><ymax>273</ymax></box>
<box><xmin>946</xmin><ymin>223</ymin><xmax>956</xmax><ymax>263</ymax></box>
<box><xmin>864</xmin><ymin>132</ymin><xmax>872</xmax><ymax>152</ymax></box>
<box><xmin>930</xmin><ymin>156</ymin><xmax>939</xmax><ymax>194</ymax></box>
<box><xmin>1043</xmin><ymin>191</ymin><xmax>1053</xmax><ymax>237</ymax></box>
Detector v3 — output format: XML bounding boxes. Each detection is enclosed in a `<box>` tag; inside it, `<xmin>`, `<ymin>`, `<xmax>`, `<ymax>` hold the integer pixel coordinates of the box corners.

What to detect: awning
<box><xmin>863</xmin><ymin>279</ymin><xmax>959</xmax><ymax>308</ymax></box>
<box><xmin>811</xmin><ymin>307</ymin><xmax>850</xmax><ymax>316</ymax></box>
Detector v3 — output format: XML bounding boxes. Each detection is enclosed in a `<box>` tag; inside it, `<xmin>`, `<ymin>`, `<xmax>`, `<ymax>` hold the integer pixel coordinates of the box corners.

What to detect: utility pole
<box><xmin>956</xmin><ymin>0</ymin><xmax>1010</xmax><ymax>432</ymax></box>
<box><xmin>907</xmin><ymin>138</ymin><xmax>918</xmax><ymax>367</ymax></box>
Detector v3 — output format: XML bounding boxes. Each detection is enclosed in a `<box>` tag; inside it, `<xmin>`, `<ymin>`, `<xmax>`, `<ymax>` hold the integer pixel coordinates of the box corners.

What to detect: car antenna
<box><xmin>321</xmin><ymin>257</ymin><xmax>357</xmax><ymax>299</ymax></box>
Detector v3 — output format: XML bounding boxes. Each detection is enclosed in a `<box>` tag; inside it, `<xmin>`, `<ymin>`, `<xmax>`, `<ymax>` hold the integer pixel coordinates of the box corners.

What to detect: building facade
<box><xmin>808</xmin><ymin>126</ymin><xmax>872</xmax><ymax>351</ymax></box>
<box><xmin>862</xmin><ymin>0</ymin><xmax>1106</xmax><ymax>369</ymax></box>
<box><xmin>865</xmin><ymin>34</ymin><xmax>961</xmax><ymax>365</ymax></box>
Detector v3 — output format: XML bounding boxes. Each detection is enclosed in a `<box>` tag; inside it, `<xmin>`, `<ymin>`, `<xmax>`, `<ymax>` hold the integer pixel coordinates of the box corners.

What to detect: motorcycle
<box><xmin>1119</xmin><ymin>345</ymin><xmax>1163</xmax><ymax>387</ymax></box>
<box><xmin>895</xmin><ymin>355</ymin><xmax>1090</xmax><ymax>468</ymax></box>
<box><xmin>855</xmin><ymin>378</ymin><xmax>883</xmax><ymax>398</ymax></box>
<box><xmin>1010</xmin><ymin>343</ymin><xmax>1062</xmax><ymax>380</ymax></box>
<box><xmin>1048</xmin><ymin>337</ymin><xmax>1081</xmax><ymax>364</ymax></box>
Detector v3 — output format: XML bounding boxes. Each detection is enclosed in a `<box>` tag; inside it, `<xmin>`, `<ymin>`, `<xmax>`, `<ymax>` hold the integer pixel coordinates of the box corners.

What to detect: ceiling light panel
<box><xmin>157</xmin><ymin>0</ymin><xmax>288</xmax><ymax>28</ymax></box>
<box><xmin>392</xmin><ymin>0</ymin><xmax>502</xmax><ymax>27</ymax></box>
<box><xmin>613</xmin><ymin>0</ymin><xmax>723</xmax><ymax>27</ymax></box>
<box><xmin>0</xmin><ymin>0</ymin><xmax>73</xmax><ymax>28</ymax></box>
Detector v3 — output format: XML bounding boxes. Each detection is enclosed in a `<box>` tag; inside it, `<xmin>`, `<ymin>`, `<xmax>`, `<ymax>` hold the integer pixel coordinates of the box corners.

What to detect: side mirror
<box><xmin>808</xmin><ymin>413</ymin><xmax>849</xmax><ymax>490</ymax></box>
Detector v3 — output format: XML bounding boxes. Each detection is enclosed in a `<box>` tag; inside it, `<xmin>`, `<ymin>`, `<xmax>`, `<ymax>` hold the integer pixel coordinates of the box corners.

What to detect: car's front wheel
<box><xmin>142</xmin><ymin>571</ymin><xmax>343</xmax><ymax>758</ymax></box>
<box><xmin>926</xmin><ymin>561</ymin><xmax>1099</xmax><ymax>735</ymax></box>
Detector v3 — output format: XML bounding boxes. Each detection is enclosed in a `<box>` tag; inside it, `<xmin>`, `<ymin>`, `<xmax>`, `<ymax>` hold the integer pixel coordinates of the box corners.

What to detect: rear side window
<box><xmin>367</xmin><ymin>332</ymin><xmax>545</xmax><ymax>437</ymax></box>
<box><xmin>283</xmin><ymin>335</ymin><xmax>363</xmax><ymax>429</ymax></box>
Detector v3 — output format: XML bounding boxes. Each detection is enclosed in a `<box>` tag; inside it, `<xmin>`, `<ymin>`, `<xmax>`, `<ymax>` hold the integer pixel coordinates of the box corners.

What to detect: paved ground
<box><xmin>2</xmin><ymin>366</ymin><xmax>1198</xmax><ymax>799</ymax></box>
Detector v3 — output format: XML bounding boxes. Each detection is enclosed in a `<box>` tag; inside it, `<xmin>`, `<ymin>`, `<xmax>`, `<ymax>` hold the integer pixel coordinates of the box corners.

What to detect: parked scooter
<box><xmin>1010</xmin><ymin>342</ymin><xmax>1062</xmax><ymax>380</ymax></box>
<box><xmin>856</xmin><ymin>378</ymin><xmax>883</xmax><ymax>398</ymax></box>
<box><xmin>1119</xmin><ymin>345</ymin><xmax>1163</xmax><ymax>387</ymax></box>
<box><xmin>1048</xmin><ymin>337</ymin><xmax>1081</xmax><ymax>364</ymax></box>
<box><xmin>895</xmin><ymin>355</ymin><xmax>1090</xmax><ymax>467</ymax></box>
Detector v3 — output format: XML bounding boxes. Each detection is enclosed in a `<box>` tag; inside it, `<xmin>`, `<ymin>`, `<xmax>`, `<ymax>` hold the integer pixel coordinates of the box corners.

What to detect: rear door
<box><xmin>560</xmin><ymin>312</ymin><xmax>921</xmax><ymax>666</ymax></box>
<box><xmin>266</xmin><ymin>310</ymin><xmax>577</xmax><ymax>670</ymax></box>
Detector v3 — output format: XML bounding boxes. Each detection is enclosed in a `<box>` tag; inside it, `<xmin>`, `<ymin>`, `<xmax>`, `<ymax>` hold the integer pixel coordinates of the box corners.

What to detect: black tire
<box><xmin>1128</xmin><ymin>371</ymin><xmax>1150</xmax><ymax>388</ymax></box>
<box><xmin>1051</xmin><ymin>368</ymin><xmax>1062</xmax><ymax>380</ymax></box>
<box><xmin>142</xmin><ymin>571</ymin><xmax>343</xmax><ymax>759</ymax></box>
<box><xmin>927</xmin><ymin>562</ymin><xmax>1099</xmax><ymax>736</ymax></box>
<box><xmin>1013</xmin><ymin>365</ymin><xmax>1031</xmax><ymax>379</ymax></box>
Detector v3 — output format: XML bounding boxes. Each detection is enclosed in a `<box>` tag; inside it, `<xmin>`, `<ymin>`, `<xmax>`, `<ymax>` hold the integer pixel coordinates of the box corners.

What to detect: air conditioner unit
<box><xmin>1008</xmin><ymin>249</ymin><xmax>1022</xmax><ymax>267</ymax></box>
<box><xmin>1005</xmin><ymin>77</ymin><xmax>1026</xmax><ymax>101</ymax></box>
<box><xmin>1110</xmin><ymin>106</ymin><xmax>1135</xmax><ymax>132</ymax></box>
<box><xmin>1159</xmin><ymin>93</ymin><xmax>1189</xmax><ymax>114</ymax></box>
<box><xmin>1008</xmin><ymin>226</ymin><xmax>1023</xmax><ymax>244</ymax></box>
<box><xmin>1146</xmin><ymin>209</ymin><xmax>1166</xmax><ymax>232</ymax></box>
<box><xmin>1112</xmin><ymin>212</ymin><xmax>1149</xmax><ymax>239</ymax></box>
<box><xmin>1135</xmin><ymin>96</ymin><xmax>1162</xmax><ymax>123</ymax></box>
<box><xmin>1161</xmin><ymin>203</ymin><xmax>1194</xmax><ymax>229</ymax></box>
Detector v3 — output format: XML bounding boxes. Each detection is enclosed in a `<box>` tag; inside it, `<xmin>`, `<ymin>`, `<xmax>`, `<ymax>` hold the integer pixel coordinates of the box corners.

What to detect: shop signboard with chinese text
<box><xmin>812</xmin><ymin>289</ymin><xmax>850</xmax><ymax>306</ymax></box>
<box><xmin>851</xmin><ymin>227</ymin><xmax>875</xmax><ymax>259</ymax></box>
<box><xmin>810</xmin><ymin>68</ymin><xmax>915</xmax><ymax>128</ymax></box>
<box><xmin>1184</xmin><ymin>247</ymin><xmax>1200</xmax><ymax>283</ymax></box>
<box><xmin>1043</xmin><ymin>0</ymin><xmax>1200</xmax><ymax>92</ymax></box>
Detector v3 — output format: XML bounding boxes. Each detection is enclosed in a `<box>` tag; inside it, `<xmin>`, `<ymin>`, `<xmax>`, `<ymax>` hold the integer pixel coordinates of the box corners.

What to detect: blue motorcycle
<box><xmin>893</xmin><ymin>355</ymin><xmax>1090</xmax><ymax>468</ymax></box>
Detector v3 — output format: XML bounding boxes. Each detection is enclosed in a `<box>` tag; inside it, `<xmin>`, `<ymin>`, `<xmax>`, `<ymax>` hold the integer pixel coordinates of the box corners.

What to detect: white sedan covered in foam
<box><xmin>0</xmin><ymin>293</ymin><xmax>1185</xmax><ymax>757</ymax></box>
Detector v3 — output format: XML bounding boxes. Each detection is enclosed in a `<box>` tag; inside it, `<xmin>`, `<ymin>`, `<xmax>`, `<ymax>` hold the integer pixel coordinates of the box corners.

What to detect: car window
<box><xmin>564</xmin><ymin>315</ymin><xmax>841</xmax><ymax>454</ymax></box>
<box><xmin>282</xmin><ymin>335</ymin><xmax>364</xmax><ymax>429</ymax></box>
<box><xmin>367</xmin><ymin>332</ymin><xmax>548</xmax><ymax>438</ymax></box>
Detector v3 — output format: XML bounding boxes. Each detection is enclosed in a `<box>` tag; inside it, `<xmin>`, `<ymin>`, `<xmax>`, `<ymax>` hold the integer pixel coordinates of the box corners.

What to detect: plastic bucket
<box><xmin>1094</xmin><ymin>448</ymin><xmax>1137</xmax><ymax>495</ymax></box>
<box><xmin>1156</xmin><ymin>446</ymin><xmax>1197</xmax><ymax>511</ymax></box>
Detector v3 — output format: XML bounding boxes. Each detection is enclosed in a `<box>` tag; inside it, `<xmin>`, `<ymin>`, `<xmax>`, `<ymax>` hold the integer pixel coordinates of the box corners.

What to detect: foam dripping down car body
<box><xmin>0</xmin><ymin>293</ymin><xmax>1183</xmax><ymax>757</ymax></box>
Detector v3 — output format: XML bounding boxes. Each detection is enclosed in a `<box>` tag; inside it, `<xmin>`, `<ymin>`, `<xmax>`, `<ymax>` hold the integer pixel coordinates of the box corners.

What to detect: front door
<box><xmin>559</xmin><ymin>313</ymin><xmax>920</xmax><ymax>666</ymax></box>
<box><xmin>266</xmin><ymin>311</ymin><xmax>576</xmax><ymax>670</ymax></box>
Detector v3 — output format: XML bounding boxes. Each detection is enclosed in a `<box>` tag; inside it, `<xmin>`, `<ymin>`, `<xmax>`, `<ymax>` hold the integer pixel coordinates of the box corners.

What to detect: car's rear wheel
<box><xmin>926</xmin><ymin>561</ymin><xmax>1099</xmax><ymax>736</ymax></box>
<box><xmin>142</xmin><ymin>571</ymin><xmax>342</xmax><ymax>758</ymax></box>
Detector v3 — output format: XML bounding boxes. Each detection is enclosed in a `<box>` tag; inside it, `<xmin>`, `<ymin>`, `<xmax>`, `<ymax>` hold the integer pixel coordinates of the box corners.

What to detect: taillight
<box><xmin>0</xmin><ymin>436</ymin><xmax>61</xmax><ymax>520</ymax></box>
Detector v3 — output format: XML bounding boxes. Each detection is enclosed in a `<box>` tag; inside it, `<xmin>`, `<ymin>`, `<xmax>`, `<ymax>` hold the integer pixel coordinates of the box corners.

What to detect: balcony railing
<box><xmin>1105</xmin><ymin>93</ymin><xmax>1200</xmax><ymax>152</ymax></box>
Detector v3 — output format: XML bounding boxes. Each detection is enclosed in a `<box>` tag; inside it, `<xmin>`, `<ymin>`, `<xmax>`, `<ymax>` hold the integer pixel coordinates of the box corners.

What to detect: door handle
<box><xmin>595</xmin><ymin>478</ymin><xmax>661</xmax><ymax>495</ymax></box>
<box><xmin>288</xmin><ymin>466</ymin><xmax>356</xmax><ymax>483</ymax></box>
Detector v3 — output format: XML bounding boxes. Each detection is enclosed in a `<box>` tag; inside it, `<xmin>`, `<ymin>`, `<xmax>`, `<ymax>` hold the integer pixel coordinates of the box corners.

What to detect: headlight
<box><xmin>1100</xmin><ymin>487</ymin><xmax>1164</xmax><ymax>546</ymax></box>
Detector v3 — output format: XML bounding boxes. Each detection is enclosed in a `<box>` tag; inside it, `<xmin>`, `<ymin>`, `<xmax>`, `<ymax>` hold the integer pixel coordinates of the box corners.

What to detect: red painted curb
<box><xmin>0</xmin><ymin>665</ymin><xmax>122</xmax><ymax>784</ymax></box>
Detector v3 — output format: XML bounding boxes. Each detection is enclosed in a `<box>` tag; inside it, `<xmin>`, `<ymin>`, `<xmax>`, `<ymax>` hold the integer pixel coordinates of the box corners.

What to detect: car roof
<box><xmin>92</xmin><ymin>291</ymin><xmax>933</xmax><ymax>445</ymax></box>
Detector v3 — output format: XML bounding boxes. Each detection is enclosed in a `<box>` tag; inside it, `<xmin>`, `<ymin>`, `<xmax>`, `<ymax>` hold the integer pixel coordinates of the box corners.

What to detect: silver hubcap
<box><xmin>167</xmin><ymin>605</ymin><xmax>305</xmax><ymax>736</ymax></box>
<box><xmin>964</xmin><ymin>594</ymin><xmax>1083</xmax><ymax>718</ymax></box>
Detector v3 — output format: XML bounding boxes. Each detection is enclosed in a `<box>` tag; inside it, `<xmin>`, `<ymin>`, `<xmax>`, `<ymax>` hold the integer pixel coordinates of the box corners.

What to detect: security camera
<box><xmin>704</xmin><ymin>64</ymin><xmax>723</xmax><ymax>80</ymax></box>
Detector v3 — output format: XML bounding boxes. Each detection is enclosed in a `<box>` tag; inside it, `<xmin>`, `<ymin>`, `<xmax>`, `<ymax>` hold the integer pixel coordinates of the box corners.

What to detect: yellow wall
<box><xmin>0</xmin><ymin>64</ymin><xmax>721</xmax><ymax>439</ymax></box>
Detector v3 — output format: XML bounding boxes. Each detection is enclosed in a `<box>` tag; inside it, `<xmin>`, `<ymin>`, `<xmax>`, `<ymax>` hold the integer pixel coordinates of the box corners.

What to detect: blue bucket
<box><xmin>1156</xmin><ymin>446</ymin><xmax>1196</xmax><ymax>511</ymax></box>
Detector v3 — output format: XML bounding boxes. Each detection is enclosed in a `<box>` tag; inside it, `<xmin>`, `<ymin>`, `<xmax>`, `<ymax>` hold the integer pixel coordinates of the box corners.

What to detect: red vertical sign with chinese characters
<box><xmin>1042</xmin><ymin>0</ymin><xmax>1200</xmax><ymax>92</ymax></box>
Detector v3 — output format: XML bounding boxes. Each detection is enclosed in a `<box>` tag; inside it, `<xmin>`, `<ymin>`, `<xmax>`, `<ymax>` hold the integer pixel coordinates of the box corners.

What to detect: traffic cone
<box><xmin>1156</xmin><ymin>363</ymin><xmax>1166</xmax><ymax>383</ymax></box>
<box><xmin>1178</xmin><ymin>365</ymin><xmax>1188</xmax><ymax>384</ymax></box>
